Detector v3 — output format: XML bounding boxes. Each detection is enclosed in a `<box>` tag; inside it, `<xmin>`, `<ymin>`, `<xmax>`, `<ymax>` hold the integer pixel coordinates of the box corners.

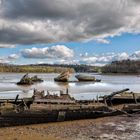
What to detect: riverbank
<box><xmin>0</xmin><ymin>114</ymin><xmax>139</xmax><ymax>140</ymax></box>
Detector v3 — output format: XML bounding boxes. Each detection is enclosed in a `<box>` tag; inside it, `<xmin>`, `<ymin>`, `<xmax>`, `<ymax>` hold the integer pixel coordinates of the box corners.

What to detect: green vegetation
<box><xmin>102</xmin><ymin>60</ymin><xmax>140</xmax><ymax>74</ymax></box>
<box><xmin>0</xmin><ymin>63</ymin><xmax>101</xmax><ymax>73</ymax></box>
<box><xmin>0</xmin><ymin>64</ymin><xmax>75</xmax><ymax>73</ymax></box>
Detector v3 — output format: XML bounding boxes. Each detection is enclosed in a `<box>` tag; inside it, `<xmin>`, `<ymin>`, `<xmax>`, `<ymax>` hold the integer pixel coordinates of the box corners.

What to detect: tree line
<box><xmin>0</xmin><ymin>63</ymin><xmax>100</xmax><ymax>73</ymax></box>
<box><xmin>102</xmin><ymin>60</ymin><xmax>140</xmax><ymax>74</ymax></box>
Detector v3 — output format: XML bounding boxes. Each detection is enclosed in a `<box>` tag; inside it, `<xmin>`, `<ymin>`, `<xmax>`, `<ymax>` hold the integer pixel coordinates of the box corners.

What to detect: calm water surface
<box><xmin>0</xmin><ymin>73</ymin><xmax>140</xmax><ymax>100</ymax></box>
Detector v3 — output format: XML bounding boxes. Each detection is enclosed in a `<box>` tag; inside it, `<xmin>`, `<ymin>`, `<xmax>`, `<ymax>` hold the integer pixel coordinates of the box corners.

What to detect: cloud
<box><xmin>117</xmin><ymin>52</ymin><xmax>129</xmax><ymax>60</ymax></box>
<box><xmin>80</xmin><ymin>51</ymin><xmax>140</xmax><ymax>65</ymax></box>
<box><xmin>21</xmin><ymin>45</ymin><xmax>74</xmax><ymax>59</ymax></box>
<box><xmin>0</xmin><ymin>53</ymin><xmax>19</xmax><ymax>63</ymax></box>
<box><xmin>82</xmin><ymin>57</ymin><xmax>98</xmax><ymax>64</ymax></box>
<box><xmin>80</xmin><ymin>53</ymin><xmax>116</xmax><ymax>65</ymax></box>
<box><xmin>95</xmin><ymin>38</ymin><xmax>110</xmax><ymax>44</ymax></box>
<box><xmin>57</xmin><ymin>50</ymin><xmax>140</xmax><ymax>65</ymax></box>
<box><xmin>0</xmin><ymin>0</ymin><xmax>139</xmax><ymax>45</ymax></box>
<box><xmin>8</xmin><ymin>54</ymin><xmax>19</xmax><ymax>60</ymax></box>
<box><xmin>131</xmin><ymin>51</ymin><xmax>140</xmax><ymax>60</ymax></box>
<box><xmin>0</xmin><ymin>57</ymin><xmax>10</xmax><ymax>63</ymax></box>
<box><xmin>0</xmin><ymin>44</ymin><xmax>15</xmax><ymax>48</ymax></box>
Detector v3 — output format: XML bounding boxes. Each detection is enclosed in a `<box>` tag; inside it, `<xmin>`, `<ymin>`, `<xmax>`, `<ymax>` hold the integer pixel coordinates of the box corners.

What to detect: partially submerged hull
<box><xmin>75</xmin><ymin>74</ymin><xmax>100</xmax><ymax>82</ymax></box>
<box><xmin>54</xmin><ymin>71</ymin><xmax>70</xmax><ymax>82</ymax></box>
<box><xmin>17</xmin><ymin>73</ymin><xmax>43</xmax><ymax>85</ymax></box>
<box><xmin>54</xmin><ymin>77</ymin><xmax>68</xmax><ymax>82</ymax></box>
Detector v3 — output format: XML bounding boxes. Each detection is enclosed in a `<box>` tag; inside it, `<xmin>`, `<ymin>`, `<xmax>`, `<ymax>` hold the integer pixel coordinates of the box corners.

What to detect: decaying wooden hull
<box><xmin>0</xmin><ymin>103</ymin><xmax>140</xmax><ymax>127</ymax></box>
<box><xmin>17</xmin><ymin>73</ymin><xmax>43</xmax><ymax>85</ymax></box>
<box><xmin>0</xmin><ymin>104</ymin><xmax>123</xmax><ymax>127</ymax></box>
<box><xmin>54</xmin><ymin>71</ymin><xmax>70</xmax><ymax>82</ymax></box>
<box><xmin>100</xmin><ymin>89</ymin><xmax>140</xmax><ymax>105</ymax></box>
<box><xmin>0</xmin><ymin>89</ymin><xmax>140</xmax><ymax>127</ymax></box>
<box><xmin>75</xmin><ymin>74</ymin><xmax>101</xmax><ymax>82</ymax></box>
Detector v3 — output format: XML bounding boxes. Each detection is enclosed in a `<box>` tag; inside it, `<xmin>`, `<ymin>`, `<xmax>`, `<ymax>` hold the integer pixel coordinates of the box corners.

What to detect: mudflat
<box><xmin>0</xmin><ymin>114</ymin><xmax>139</xmax><ymax>140</ymax></box>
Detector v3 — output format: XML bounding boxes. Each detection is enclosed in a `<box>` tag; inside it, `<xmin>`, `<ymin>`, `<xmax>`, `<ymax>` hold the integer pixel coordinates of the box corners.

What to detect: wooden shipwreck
<box><xmin>75</xmin><ymin>74</ymin><xmax>101</xmax><ymax>82</ymax></box>
<box><xmin>17</xmin><ymin>73</ymin><xmax>43</xmax><ymax>85</ymax></box>
<box><xmin>54</xmin><ymin>71</ymin><xmax>70</xmax><ymax>82</ymax></box>
<box><xmin>33</xmin><ymin>89</ymin><xmax>75</xmax><ymax>104</ymax></box>
<box><xmin>0</xmin><ymin>88</ymin><xmax>140</xmax><ymax>127</ymax></box>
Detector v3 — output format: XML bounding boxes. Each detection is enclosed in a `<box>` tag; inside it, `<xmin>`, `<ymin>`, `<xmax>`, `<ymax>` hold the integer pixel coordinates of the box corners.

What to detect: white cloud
<box><xmin>95</xmin><ymin>38</ymin><xmax>110</xmax><ymax>44</ymax></box>
<box><xmin>0</xmin><ymin>53</ymin><xmax>19</xmax><ymax>64</ymax></box>
<box><xmin>0</xmin><ymin>44</ymin><xmax>15</xmax><ymax>48</ymax></box>
<box><xmin>0</xmin><ymin>0</ymin><xmax>139</xmax><ymax>45</ymax></box>
<box><xmin>79</xmin><ymin>51</ymin><xmax>140</xmax><ymax>65</ymax></box>
<box><xmin>117</xmin><ymin>52</ymin><xmax>129</xmax><ymax>60</ymax></box>
<box><xmin>53</xmin><ymin>59</ymin><xmax>79</xmax><ymax>65</ymax></box>
<box><xmin>22</xmin><ymin>45</ymin><xmax>74</xmax><ymax>59</ymax></box>
<box><xmin>131</xmin><ymin>51</ymin><xmax>140</xmax><ymax>60</ymax></box>
<box><xmin>0</xmin><ymin>58</ymin><xmax>10</xmax><ymax>64</ymax></box>
<box><xmin>82</xmin><ymin>57</ymin><xmax>98</xmax><ymax>64</ymax></box>
<box><xmin>8</xmin><ymin>54</ymin><xmax>19</xmax><ymax>60</ymax></box>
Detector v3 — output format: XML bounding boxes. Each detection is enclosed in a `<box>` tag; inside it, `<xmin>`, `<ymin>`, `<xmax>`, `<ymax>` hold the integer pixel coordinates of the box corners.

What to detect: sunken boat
<box><xmin>17</xmin><ymin>73</ymin><xmax>43</xmax><ymax>85</ymax></box>
<box><xmin>54</xmin><ymin>71</ymin><xmax>70</xmax><ymax>82</ymax></box>
<box><xmin>75</xmin><ymin>74</ymin><xmax>101</xmax><ymax>82</ymax></box>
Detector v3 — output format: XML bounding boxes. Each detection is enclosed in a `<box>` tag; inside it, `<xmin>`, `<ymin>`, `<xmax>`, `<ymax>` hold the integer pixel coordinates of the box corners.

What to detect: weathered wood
<box><xmin>132</xmin><ymin>93</ymin><xmax>138</xmax><ymax>104</ymax></box>
<box><xmin>14</xmin><ymin>94</ymin><xmax>19</xmax><ymax>104</ymax></box>
<box><xmin>57</xmin><ymin>111</ymin><xmax>66</xmax><ymax>121</ymax></box>
<box><xmin>115</xmin><ymin>109</ymin><xmax>133</xmax><ymax>117</ymax></box>
<box><xmin>17</xmin><ymin>73</ymin><xmax>43</xmax><ymax>85</ymax></box>
<box><xmin>0</xmin><ymin>101</ymin><xmax>140</xmax><ymax>127</ymax></box>
<box><xmin>104</xmin><ymin>88</ymin><xmax>130</xmax><ymax>100</ymax></box>
<box><xmin>54</xmin><ymin>71</ymin><xmax>70</xmax><ymax>82</ymax></box>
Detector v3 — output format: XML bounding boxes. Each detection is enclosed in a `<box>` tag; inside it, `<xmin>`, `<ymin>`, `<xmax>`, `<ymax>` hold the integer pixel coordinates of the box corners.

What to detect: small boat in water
<box><xmin>75</xmin><ymin>74</ymin><xmax>101</xmax><ymax>82</ymax></box>
<box><xmin>54</xmin><ymin>71</ymin><xmax>70</xmax><ymax>82</ymax></box>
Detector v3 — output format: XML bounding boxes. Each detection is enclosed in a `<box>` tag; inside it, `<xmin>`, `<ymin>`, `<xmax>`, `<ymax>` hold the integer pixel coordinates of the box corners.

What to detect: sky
<box><xmin>0</xmin><ymin>0</ymin><xmax>140</xmax><ymax>66</ymax></box>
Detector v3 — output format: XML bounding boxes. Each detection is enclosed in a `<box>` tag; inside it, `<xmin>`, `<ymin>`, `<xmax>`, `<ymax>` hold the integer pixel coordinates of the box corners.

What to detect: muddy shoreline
<box><xmin>0</xmin><ymin>114</ymin><xmax>139</xmax><ymax>140</ymax></box>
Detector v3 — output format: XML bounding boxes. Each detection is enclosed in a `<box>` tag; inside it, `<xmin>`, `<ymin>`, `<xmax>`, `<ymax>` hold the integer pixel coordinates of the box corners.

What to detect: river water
<box><xmin>0</xmin><ymin>73</ymin><xmax>140</xmax><ymax>100</ymax></box>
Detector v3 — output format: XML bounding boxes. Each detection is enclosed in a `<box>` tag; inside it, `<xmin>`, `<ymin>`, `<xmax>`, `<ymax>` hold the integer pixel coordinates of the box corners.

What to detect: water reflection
<box><xmin>0</xmin><ymin>73</ymin><xmax>139</xmax><ymax>100</ymax></box>
<box><xmin>54</xmin><ymin>81</ymin><xmax>70</xmax><ymax>89</ymax></box>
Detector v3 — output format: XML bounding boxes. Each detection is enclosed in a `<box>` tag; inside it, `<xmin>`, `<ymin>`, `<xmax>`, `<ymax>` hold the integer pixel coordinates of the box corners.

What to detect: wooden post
<box><xmin>132</xmin><ymin>93</ymin><xmax>137</xmax><ymax>104</ymax></box>
<box><xmin>96</xmin><ymin>95</ymin><xmax>99</xmax><ymax>103</ymax></box>
<box><xmin>47</xmin><ymin>90</ymin><xmax>50</xmax><ymax>95</ymax></box>
<box><xmin>66</xmin><ymin>88</ymin><xmax>69</xmax><ymax>94</ymax></box>
<box><xmin>104</xmin><ymin>98</ymin><xmax>107</xmax><ymax>106</ymax></box>
<box><xmin>60</xmin><ymin>90</ymin><xmax>63</xmax><ymax>95</ymax></box>
<box><xmin>57</xmin><ymin>111</ymin><xmax>66</xmax><ymax>121</ymax></box>
<box><xmin>110</xmin><ymin>99</ymin><xmax>113</xmax><ymax>107</ymax></box>
<box><xmin>14</xmin><ymin>94</ymin><xmax>19</xmax><ymax>104</ymax></box>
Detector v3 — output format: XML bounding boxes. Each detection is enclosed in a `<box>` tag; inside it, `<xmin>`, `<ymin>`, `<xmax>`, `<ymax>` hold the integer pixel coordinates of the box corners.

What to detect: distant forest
<box><xmin>1</xmin><ymin>60</ymin><xmax>139</xmax><ymax>74</ymax></box>
<box><xmin>102</xmin><ymin>60</ymin><xmax>140</xmax><ymax>74</ymax></box>
<box><xmin>0</xmin><ymin>63</ymin><xmax>100</xmax><ymax>73</ymax></box>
